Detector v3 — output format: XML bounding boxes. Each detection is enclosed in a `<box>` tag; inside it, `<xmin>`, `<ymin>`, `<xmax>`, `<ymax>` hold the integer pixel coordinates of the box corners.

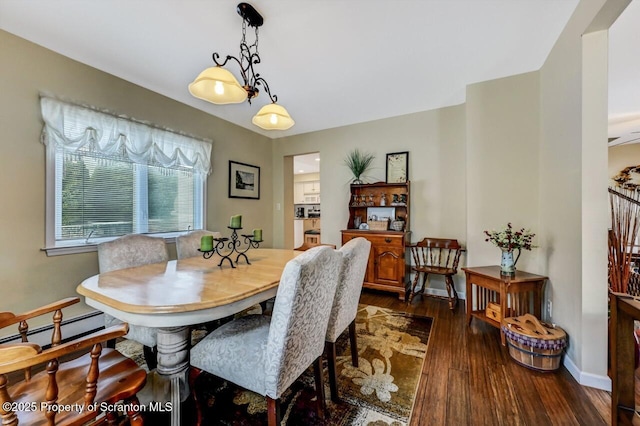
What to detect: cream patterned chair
<box><xmin>98</xmin><ymin>233</ymin><xmax>169</xmax><ymax>370</ymax></box>
<box><xmin>325</xmin><ymin>237</ymin><xmax>371</xmax><ymax>402</ymax></box>
<box><xmin>175</xmin><ymin>229</ymin><xmax>222</xmax><ymax>259</ymax></box>
<box><xmin>189</xmin><ymin>246</ymin><xmax>342</xmax><ymax>426</ymax></box>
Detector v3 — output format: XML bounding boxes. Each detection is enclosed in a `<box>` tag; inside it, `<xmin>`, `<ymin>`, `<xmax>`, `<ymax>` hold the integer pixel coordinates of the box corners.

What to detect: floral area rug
<box><xmin>116</xmin><ymin>304</ymin><xmax>432</xmax><ymax>426</ymax></box>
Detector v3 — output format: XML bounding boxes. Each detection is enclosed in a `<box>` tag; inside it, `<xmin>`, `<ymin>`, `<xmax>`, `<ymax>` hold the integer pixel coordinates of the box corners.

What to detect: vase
<box><xmin>500</xmin><ymin>249</ymin><xmax>516</xmax><ymax>275</ymax></box>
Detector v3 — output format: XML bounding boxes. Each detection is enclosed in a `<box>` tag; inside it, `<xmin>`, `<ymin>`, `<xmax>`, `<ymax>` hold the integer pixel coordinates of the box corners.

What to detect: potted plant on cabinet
<box><xmin>344</xmin><ymin>149</ymin><xmax>375</xmax><ymax>184</ymax></box>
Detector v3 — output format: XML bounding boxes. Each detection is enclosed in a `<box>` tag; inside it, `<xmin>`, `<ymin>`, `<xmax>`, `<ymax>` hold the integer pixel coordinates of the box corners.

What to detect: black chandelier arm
<box><xmin>212</xmin><ymin>52</ymin><xmax>251</xmax><ymax>86</ymax></box>
<box><xmin>254</xmin><ymin>75</ymin><xmax>278</xmax><ymax>103</ymax></box>
<box><xmin>212</xmin><ymin>52</ymin><xmax>232</xmax><ymax>67</ymax></box>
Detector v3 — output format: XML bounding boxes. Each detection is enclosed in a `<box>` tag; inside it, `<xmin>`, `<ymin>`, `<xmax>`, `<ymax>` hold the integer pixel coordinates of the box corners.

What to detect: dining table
<box><xmin>76</xmin><ymin>248</ymin><xmax>302</xmax><ymax>426</ymax></box>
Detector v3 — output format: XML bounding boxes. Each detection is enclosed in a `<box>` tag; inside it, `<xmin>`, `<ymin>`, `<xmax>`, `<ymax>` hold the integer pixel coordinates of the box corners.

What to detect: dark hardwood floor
<box><xmin>358</xmin><ymin>289</ymin><xmax>612</xmax><ymax>426</ymax></box>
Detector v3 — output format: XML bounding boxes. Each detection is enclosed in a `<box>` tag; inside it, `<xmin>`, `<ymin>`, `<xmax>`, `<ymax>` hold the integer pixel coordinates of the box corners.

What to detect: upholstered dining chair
<box><xmin>189</xmin><ymin>246</ymin><xmax>342</xmax><ymax>426</ymax></box>
<box><xmin>325</xmin><ymin>237</ymin><xmax>371</xmax><ymax>402</ymax></box>
<box><xmin>407</xmin><ymin>237</ymin><xmax>465</xmax><ymax>310</ymax></box>
<box><xmin>0</xmin><ymin>297</ymin><xmax>147</xmax><ymax>425</ymax></box>
<box><xmin>98</xmin><ymin>233</ymin><xmax>169</xmax><ymax>370</ymax></box>
<box><xmin>175</xmin><ymin>230</ymin><xmax>222</xmax><ymax>260</ymax></box>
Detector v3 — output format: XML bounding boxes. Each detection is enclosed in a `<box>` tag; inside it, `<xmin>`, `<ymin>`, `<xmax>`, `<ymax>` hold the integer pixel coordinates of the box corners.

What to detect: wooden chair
<box><xmin>189</xmin><ymin>246</ymin><xmax>343</xmax><ymax>426</ymax></box>
<box><xmin>408</xmin><ymin>238</ymin><xmax>465</xmax><ymax>310</ymax></box>
<box><xmin>0</xmin><ymin>297</ymin><xmax>147</xmax><ymax>425</ymax></box>
<box><xmin>325</xmin><ymin>237</ymin><xmax>371</xmax><ymax>402</ymax></box>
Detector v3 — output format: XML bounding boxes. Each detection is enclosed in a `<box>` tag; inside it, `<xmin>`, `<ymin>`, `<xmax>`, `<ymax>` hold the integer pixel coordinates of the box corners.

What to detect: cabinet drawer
<box><xmin>342</xmin><ymin>232</ymin><xmax>403</xmax><ymax>248</ymax></box>
<box><xmin>364</xmin><ymin>234</ymin><xmax>403</xmax><ymax>248</ymax></box>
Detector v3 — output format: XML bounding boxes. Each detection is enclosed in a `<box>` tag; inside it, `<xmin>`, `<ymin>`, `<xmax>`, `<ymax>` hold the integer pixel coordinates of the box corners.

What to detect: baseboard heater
<box><xmin>0</xmin><ymin>310</ymin><xmax>105</xmax><ymax>349</ymax></box>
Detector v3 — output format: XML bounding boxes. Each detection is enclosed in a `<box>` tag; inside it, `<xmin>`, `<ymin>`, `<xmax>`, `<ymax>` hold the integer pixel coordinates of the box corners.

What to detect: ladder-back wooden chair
<box><xmin>0</xmin><ymin>297</ymin><xmax>147</xmax><ymax>425</ymax></box>
<box><xmin>408</xmin><ymin>238</ymin><xmax>465</xmax><ymax>310</ymax></box>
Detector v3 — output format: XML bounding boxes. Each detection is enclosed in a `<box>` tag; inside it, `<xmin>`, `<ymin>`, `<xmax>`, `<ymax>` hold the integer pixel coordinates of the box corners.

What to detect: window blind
<box><xmin>41</xmin><ymin>97</ymin><xmax>209</xmax><ymax>245</ymax></box>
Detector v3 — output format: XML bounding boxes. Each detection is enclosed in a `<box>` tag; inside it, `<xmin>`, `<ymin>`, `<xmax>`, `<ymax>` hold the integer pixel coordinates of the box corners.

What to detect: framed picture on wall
<box><xmin>229</xmin><ymin>160</ymin><xmax>261</xmax><ymax>199</ymax></box>
<box><xmin>386</xmin><ymin>151</ymin><xmax>409</xmax><ymax>183</ymax></box>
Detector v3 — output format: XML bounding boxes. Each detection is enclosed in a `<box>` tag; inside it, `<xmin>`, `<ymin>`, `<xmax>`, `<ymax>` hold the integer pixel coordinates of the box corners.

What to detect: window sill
<box><xmin>42</xmin><ymin>233</ymin><xmax>184</xmax><ymax>256</ymax></box>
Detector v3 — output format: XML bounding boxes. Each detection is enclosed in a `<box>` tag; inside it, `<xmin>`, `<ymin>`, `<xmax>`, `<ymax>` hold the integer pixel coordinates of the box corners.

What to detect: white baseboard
<box><xmin>422</xmin><ymin>287</ymin><xmax>467</xmax><ymax>300</ymax></box>
<box><xmin>562</xmin><ymin>353</ymin><xmax>611</xmax><ymax>391</ymax></box>
<box><xmin>0</xmin><ymin>311</ymin><xmax>105</xmax><ymax>347</ymax></box>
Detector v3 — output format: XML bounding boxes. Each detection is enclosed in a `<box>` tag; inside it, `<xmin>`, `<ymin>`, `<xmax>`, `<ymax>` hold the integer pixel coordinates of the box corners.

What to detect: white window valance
<box><xmin>40</xmin><ymin>97</ymin><xmax>212</xmax><ymax>175</ymax></box>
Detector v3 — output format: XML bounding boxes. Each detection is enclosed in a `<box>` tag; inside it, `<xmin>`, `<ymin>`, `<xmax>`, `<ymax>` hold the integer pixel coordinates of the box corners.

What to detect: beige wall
<box><xmin>465</xmin><ymin>72</ymin><xmax>541</xmax><ymax>274</ymax></box>
<box><xmin>609</xmin><ymin>143</ymin><xmax>640</xmax><ymax>186</ymax></box>
<box><xmin>272</xmin><ymin>105</ymin><xmax>467</xmax><ymax>293</ymax></box>
<box><xmin>539</xmin><ymin>0</ymin><xmax>613</xmax><ymax>388</ymax></box>
<box><xmin>0</xmin><ymin>30</ymin><xmax>272</xmax><ymax>325</ymax></box>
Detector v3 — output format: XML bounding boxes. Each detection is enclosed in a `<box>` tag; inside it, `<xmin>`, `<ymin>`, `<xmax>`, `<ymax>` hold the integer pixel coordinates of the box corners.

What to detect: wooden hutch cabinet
<box><xmin>341</xmin><ymin>182</ymin><xmax>410</xmax><ymax>300</ymax></box>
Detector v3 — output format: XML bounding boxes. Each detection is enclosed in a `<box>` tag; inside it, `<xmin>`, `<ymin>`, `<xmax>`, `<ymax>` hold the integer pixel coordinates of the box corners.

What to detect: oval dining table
<box><xmin>77</xmin><ymin>248</ymin><xmax>302</xmax><ymax>426</ymax></box>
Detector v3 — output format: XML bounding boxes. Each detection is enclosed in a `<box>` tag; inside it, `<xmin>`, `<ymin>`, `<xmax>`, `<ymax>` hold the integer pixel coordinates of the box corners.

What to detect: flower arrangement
<box><xmin>484</xmin><ymin>223</ymin><xmax>535</xmax><ymax>253</ymax></box>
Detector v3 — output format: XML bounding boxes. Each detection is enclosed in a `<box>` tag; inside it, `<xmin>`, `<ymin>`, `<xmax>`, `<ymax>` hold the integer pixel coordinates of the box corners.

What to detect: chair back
<box><xmin>98</xmin><ymin>234</ymin><xmax>169</xmax><ymax>273</ymax></box>
<box><xmin>176</xmin><ymin>230</ymin><xmax>223</xmax><ymax>259</ymax></box>
<box><xmin>325</xmin><ymin>237</ymin><xmax>371</xmax><ymax>343</ymax></box>
<box><xmin>0</xmin><ymin>302</ymin><xmax>146</xmax><ymax>425</ymax></box>
<box><xmin>265</xmin><ymin>246</ymin><xmax>342</xmax><ymax>398</ymax></box>
<box><xmin>410</xmin><ymin>237</ymin><xmax>464</xmax><ymax>273</ymax></box>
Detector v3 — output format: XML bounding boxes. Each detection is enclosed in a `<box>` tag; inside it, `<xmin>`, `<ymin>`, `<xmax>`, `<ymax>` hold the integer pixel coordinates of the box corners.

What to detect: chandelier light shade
<box><xmin>188</xmin><ymin>66</ymin><xmax>248</xmax><ymax>104</ymax></box>
<box><xmin>188</xmin><ymin>3</ymin><xmax>294</xmax><ymax>130</ymax></box>
<box><xmin>252</xmin><ymin>103</ymin><xmax>295</xmax><ymax>130</ymax></box>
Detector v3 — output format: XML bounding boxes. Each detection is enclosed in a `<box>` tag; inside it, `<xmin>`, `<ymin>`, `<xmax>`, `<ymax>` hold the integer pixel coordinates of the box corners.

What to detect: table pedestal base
<box><xmin>145</xmin><ymin>326</ymin><xmax>190</xmax><ymax>426</ymax></box>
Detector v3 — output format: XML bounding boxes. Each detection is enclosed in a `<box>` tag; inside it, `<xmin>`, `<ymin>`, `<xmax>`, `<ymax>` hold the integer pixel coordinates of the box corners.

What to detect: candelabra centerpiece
<box><xmin>198</xmin><ymin>215</ymin><xmax>262</xmax><ymax>268</ymax></box>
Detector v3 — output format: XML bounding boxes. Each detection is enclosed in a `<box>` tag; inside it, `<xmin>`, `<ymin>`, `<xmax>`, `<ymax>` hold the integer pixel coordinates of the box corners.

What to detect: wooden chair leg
<box><xmin>143</xmin><ymin>345</ymin><xmax>157</xmax><ymax>370</ymax></box>
<box><xmin>0</xmin><ymin>374</ymin><xmax>19</xmax><ymax>426</ymax></box>
<box><xmin>325</xmin><ymin>341</ymin><xmax>339</xmax><ymax>403</ymax></box>
<box><xmin>445</xmin><ymin>275</ymin><xmax>458</xmax><ymax>310</ymax></box>
<box><xmin>189</xmin><ymin>367</ymin><xmax>204</xmax><ymax>426</ymax></box>
<box><xmin>408</xmin><ymin>271</ymin><xmax>421</xmax><ymax>303</ymax></box>
<box><xmin>349</xmin><ymin>320</ymin><xmax>359</xmax><ymax>368</ymax></box>
<box><xmin>125</xmin><ymin>395</ymin><xmax>144</xmax><ymax>426</ymax></box>
<box><xmin>266</xmin><ymin>397</ymin><xmax>281</xmax><ymax>426</ymax></box>
<box><xmin>105</xmin><ymin>410</ymin><xmax>119</xmax><ymax>425</ymax></box>
<box><xmin>421</xmin><ymin>273</ymin><xmax>429</xmax><ymax>295</ymax></box>
<box><xmin>312</xmin><ymin>357</ymin><xmax>326</xmax><ymax>419</ymax></box>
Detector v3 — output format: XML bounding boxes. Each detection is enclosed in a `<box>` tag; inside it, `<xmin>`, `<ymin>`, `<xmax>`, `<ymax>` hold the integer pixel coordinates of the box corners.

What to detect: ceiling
<box><xmin>0</xmin><ymin>0</ymin><xmax>637</xmax><ymax>141</ymax></box>
<box><xmin>293</xmin><ymin>153</ymin><xmax>320</xmax><ymax>175</ymax></box>
<box><xmin>608</xmin><ymin>0</ymin><xmax>640</xmax><ymax>147</ymax></box>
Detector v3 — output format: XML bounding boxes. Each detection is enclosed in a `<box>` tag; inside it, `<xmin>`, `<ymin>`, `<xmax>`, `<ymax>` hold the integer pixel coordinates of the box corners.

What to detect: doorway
<box><xmin>292</xmin><ymin>153</ymin><xmax>320</xmax><ymax>249</ymax></box>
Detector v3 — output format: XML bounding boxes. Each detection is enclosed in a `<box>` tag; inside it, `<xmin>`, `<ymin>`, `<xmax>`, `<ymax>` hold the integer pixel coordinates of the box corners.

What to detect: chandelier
<box><xmin>188</xmin><ymin>3</ymin><xmax>295</xmax><ymax>131</ymax></box>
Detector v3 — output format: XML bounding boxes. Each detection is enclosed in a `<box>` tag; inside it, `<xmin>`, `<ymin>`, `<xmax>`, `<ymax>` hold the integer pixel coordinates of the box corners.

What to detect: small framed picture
<box><xmin>229</xmin><ymin>160</ymin><xmax>261</xmax><ymax>199</ymax></box>
<box><xmin>386</xmin><ymin>151</ymin><xmax>409</xmax><ymax>183</ymax></box>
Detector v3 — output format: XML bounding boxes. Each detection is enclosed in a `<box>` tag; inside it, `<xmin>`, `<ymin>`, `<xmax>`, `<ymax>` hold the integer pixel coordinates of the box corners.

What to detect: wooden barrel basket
<box><xmin>501</xmin><ymin>313</ymin><xmax>567</xmax><ymax>372</ymax></box>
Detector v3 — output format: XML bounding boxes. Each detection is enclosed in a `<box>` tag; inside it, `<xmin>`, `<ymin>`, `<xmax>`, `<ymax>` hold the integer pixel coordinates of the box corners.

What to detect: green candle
<box><xmin>230</xmin><ymin>214</ymin><xmax>242</xmax><ymax>228</ymax></box>
<box><xmin>253</xmin><ymin>228</ymin><xmax>262</xmax><ymax>242</ymax></box>
<box><xmin>200</xmin><ymin>235</ymin><xmax>213</xmax><ymax>252</ymax></box>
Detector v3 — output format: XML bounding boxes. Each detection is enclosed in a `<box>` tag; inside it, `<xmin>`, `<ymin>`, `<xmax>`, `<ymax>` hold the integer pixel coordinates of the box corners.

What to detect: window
<box><xmin>41</xmin><ymin>97</ymin><xmax>212</xmax><ymax>255</ymax></box>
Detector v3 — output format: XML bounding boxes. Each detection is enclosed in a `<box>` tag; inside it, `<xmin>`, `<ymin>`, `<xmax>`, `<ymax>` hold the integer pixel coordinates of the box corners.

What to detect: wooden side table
<box><xmin>463</xmin><ymin>266</ymin><xmax>547</xmax><ymax>345</ymax></box>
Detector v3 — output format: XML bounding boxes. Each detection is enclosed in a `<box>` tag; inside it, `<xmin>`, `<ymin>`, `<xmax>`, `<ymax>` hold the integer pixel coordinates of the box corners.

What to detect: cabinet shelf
<box><xmin>347</xmin><ymin>182</ymin><xmax>410</xmax><ymax>231</ymax></box>
<box><xmin>342</xmin><ymin>181</ymin><xmax>410</xmax><ymax>301</ymax></box>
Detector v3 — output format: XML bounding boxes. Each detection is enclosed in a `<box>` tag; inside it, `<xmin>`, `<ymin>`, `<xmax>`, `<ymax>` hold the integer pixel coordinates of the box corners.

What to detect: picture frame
<box><xmin>386</xmin><ymin>151</ymin><xmax>409</xmax><ymax>183</ymax></box>
<box><xmin>229</xmin><ymin>160</ymin><xmax>261</xmax><ymax>199</ymax></box>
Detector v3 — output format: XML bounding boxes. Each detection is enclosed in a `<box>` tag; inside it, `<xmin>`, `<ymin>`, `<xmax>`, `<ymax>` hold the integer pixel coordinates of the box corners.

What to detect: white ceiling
<box><xmin>608</xmin><ymin>0</ymin><xmax>640</xmax><ymax>146</ymax></box>
<box><xmin>0</xmin><ymin>0</ymin><xmax>637</xmax><ymax>141</ymax></box>
<box><xmin>293</xmin><ymin>153</ymin><xmax>320</xmax><ymax>175</ymax></box>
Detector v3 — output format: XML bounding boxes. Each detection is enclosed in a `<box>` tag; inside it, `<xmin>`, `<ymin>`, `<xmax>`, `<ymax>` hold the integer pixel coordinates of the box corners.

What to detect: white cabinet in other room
<box><xmin>294</xmin><ymin>182</ymin><xmax>306</xmax><ymax>204</ymax></box>
<box><xmin>303</xmin><ymin>181</ymin><xmax>320</xmax><ymax>194</ymax></box>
